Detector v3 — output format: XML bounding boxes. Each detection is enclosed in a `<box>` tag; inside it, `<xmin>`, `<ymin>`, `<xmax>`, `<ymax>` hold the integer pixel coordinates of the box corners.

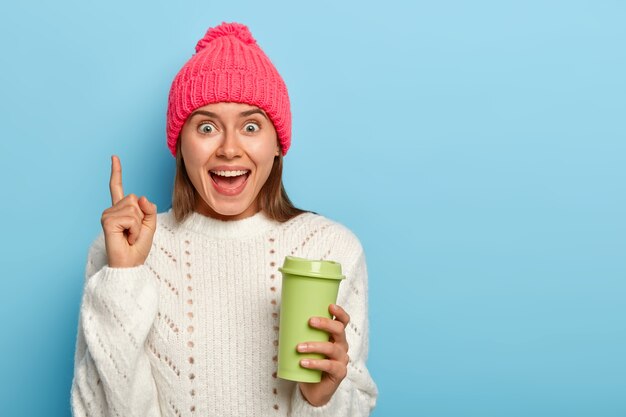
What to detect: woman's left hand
<box><xmin>297</xmin><ymin>304</ymin><xmax>350</xmax><ymax>407</ymax></box>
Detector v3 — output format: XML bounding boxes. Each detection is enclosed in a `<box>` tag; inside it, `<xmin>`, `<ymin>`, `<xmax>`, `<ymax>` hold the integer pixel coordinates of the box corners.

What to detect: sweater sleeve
<box><xmin>289</xmin><ymin>246</ymin><xmax>378</xmax><ymax>416</ymax></box>
<box><xmin>70</xmin><ymin>234</ymin><xmax>162</xmax><ymax>417</ymax></box>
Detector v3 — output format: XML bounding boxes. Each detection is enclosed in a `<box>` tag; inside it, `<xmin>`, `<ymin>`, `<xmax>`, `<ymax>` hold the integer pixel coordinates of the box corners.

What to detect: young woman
<box><xmin>70</xmin><ymin>22</ymin><xmax>378</xmax><ymax>416</ymax></box>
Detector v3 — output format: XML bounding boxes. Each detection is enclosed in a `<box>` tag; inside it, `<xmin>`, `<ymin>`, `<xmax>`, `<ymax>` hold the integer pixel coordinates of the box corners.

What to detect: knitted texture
<box><xmin>166</xmin><ymin>22</ymin><xmax>292</xmax><ymax>157</ymax></box>
<box><xmin>71</xmin><ymin>210</ymin><xmax>378</xmax><ymax>416</ymax></box>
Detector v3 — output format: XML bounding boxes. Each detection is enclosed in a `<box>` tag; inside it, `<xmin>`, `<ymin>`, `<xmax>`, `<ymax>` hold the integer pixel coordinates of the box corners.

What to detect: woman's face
<box><xmin>180</xmin><ymin>102</ymin><xmax>280</xmax><ymax>220</ymax></box>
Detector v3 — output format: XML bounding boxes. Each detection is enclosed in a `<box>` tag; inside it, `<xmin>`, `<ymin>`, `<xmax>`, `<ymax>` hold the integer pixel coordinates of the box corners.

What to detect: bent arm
<box><xmin>71</xmin><ymin>235</ymin><xmax>161</xmax><ymax>417</ymax></box>
<box><xmin>290</xmin><ymin>249</ymin><xmax>378</xmax><ymax>416</ymax></box>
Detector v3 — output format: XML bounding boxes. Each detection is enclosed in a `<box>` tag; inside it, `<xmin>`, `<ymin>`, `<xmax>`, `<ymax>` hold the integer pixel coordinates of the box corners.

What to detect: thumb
<box><xmin>138</xmin><ymin>196</ymin><xmax>157</xmax><ymax>230</ymax></box>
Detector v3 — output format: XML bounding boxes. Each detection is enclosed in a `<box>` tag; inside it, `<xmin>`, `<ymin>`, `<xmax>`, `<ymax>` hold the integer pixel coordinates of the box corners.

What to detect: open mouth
<box><xmin>209</xmin><ymin>169</ymin><xmax>251</xmax><ymax>194</ymax></box>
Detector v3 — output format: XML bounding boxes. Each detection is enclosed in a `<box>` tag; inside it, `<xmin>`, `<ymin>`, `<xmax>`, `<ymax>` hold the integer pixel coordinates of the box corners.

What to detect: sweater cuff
<box><xmin>84</xmin><ymin>264</ymin><xmax>158</xmax><ymax>321</ymax></box>
<box><xmin>290</xmin><ymin>379</ymin><xmax>352</xmax><ymax>416</ymax></box>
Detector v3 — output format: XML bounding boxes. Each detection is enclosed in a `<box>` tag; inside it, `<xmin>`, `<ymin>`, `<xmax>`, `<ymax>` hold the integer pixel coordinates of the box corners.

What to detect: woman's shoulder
<box><xmin>155</xmin><ymin>209</ymin><xmax>179</xmax><ymax>235</ymax></box>
<box><xmin>281</xmin><ymin>211</ymin><xmax>364</xmax><ymax>255</ymax></box>
<box><xmin>281</xmin><ymin>211</ymin><xmax>351</xmax><ymax>234</ymax></box>
<box><xmin>153</xmin><ymin>208</ymin><xmax>193</xmax><ymax>240</ymax></box>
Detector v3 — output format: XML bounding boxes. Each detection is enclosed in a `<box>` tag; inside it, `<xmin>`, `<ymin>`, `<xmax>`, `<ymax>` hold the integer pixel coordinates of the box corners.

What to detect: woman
<box><xmin>70</xmin><ymin>22</ymin><xmax>377</xmax><ymax>416</ymax></box>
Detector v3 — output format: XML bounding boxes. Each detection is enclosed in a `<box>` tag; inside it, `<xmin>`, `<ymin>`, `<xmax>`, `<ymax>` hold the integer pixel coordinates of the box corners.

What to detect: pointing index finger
<box><xmin>109</xmin><ymin>155</ymin><xmax>124</xmax><ymax>205</ymax></box>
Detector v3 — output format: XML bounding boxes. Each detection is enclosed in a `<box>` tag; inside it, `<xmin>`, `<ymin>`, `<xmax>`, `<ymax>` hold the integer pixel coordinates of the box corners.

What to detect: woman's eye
<box><xmin>244</xmin><ymin>122</ymin><xmax>260</xmax><ymax>133</ymax></box>
<box><xmin>198</xmin><ymin>123</ymin><xmax>214</xmax><ymax>134</ymax></box>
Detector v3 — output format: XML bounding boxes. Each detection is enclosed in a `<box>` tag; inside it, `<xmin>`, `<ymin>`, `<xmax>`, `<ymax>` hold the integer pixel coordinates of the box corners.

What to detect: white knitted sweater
<box><xmin>70</xmin><ymin>209</ymin><xmax>377</xmax><ymax>416</ymax></box>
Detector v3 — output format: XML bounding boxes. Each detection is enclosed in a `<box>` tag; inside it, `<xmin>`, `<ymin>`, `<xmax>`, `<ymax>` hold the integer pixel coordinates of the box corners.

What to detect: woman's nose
<box><xmin>216</xmin><ymin>130</ymin><xmax>243</xmax><ymax>159</ymax></box>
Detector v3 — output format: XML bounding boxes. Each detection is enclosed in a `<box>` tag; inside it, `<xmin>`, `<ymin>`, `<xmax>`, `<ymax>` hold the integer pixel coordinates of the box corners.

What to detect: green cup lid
<box><xmin>278</xmin><ymin>256</ymin><xmax>345</xmax><ymax>280</ymax></box>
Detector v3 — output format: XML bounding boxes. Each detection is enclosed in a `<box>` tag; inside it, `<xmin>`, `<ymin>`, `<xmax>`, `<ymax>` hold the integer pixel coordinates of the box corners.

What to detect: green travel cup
<box><xmin>277</xmin><ymin>256</ymin><xmax>345</xmax><ymax>383</ymax></box>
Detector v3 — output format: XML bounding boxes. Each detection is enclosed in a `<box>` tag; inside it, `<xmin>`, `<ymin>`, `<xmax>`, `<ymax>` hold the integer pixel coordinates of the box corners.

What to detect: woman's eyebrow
<box><xmin>239</xmin><ymin>108</ymin><xmax>268</xmax><ymax>119</ymax></box>
<box><xmin>189</xmin><ymin>108</ymin><xmax>268</xmax><ymax>120</ymax></box>
<box><xmin>190</xmin><ymin>110</ymin><xmax>219</xmax><ymax>119</ymax></box>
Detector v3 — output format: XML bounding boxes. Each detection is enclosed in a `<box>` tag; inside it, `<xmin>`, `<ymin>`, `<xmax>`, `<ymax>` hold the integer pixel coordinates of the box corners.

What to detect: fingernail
<box><xmin>297</xmin><ymin>344</ymin><xmax>307</xmax><ymax>352</ymax></box>
<box><xmin>310</xmin><ymin>318</ymin><xmax>319</xmax><ymax>326</ymax></box>
<box><xmin>300</xmin><ymin>360</ymin><xmax>310</xmax><ymax>367</ymax></box>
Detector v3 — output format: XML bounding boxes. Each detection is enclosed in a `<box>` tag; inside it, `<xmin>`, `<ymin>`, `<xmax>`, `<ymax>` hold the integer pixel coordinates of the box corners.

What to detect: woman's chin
<box><xmin>197</xmin><ymin>198</ymin><xmax>258</xmax><ymax>220</ymax></box>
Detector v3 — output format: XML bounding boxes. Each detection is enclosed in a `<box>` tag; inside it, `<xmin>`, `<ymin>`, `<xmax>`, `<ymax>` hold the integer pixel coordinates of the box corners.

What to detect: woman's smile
<box><xmin>208</xmin><ymin>166</ymin><xmax>251</xmax><ymax>196</ymax></box>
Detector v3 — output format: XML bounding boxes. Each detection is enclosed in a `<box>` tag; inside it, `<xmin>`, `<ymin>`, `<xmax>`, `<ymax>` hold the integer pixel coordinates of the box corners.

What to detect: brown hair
<box><xmin>172</xmin><ymin>138</ymin><xmax>307</xmax><ymax>223</ymax></box>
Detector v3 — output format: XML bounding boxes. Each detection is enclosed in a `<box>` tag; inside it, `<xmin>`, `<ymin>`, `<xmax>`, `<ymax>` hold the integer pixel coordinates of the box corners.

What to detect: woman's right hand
<box><xmin>101</xmin><ymin>155</ymin><xmax>157</xmax><ymax>268</ymax></box>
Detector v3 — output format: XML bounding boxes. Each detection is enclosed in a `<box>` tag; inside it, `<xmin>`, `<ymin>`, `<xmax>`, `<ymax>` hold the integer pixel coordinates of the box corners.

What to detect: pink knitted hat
<box><xmin>166</xmin><ymin>22</ymin><xmax>291</xmax><ymax>156</ymax></box>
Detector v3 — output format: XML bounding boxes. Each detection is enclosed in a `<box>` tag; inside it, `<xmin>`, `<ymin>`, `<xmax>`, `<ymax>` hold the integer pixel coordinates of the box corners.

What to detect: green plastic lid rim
<box><xmin>278</xmin><ymin>256</ymin><xmax>345</xmax><ymax>280</ymax></box>
<box><xmin>278</xmin><ymin>267</ymin><xmax>345</xmax><ymax>280</ymax></box>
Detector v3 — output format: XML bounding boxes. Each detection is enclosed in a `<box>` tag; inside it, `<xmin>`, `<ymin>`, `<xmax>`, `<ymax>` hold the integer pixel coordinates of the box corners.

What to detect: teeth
<box><xmin>210</xmin><ymin>170</ymin><xmax>249</xmax><ymax>177</ymax></box>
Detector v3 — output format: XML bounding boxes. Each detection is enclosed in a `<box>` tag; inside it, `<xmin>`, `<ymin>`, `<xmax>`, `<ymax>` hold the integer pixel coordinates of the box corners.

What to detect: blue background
<box><xmin>1</xmin><ymin>1</ymin><xmax>625</xmax><ymax>416</ymax></box>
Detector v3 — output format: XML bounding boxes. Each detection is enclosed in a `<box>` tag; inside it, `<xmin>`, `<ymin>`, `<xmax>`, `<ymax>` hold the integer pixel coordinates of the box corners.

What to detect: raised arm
<box><xmin>71</xmin><ymin>156</ymin><xmax>161</xmax><ymax>416</ymax></box>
